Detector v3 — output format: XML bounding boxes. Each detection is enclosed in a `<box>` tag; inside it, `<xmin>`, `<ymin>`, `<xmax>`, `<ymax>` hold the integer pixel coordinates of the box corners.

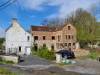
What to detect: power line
<box><xmin>0</xmin><ymin>0</ymin><xmax>17</xmax><ymax>10</ymax></box>
<box><xmin>0</xmin><ymin>0</ymin><xmax>12</xmax><ymax>7</ymax></box>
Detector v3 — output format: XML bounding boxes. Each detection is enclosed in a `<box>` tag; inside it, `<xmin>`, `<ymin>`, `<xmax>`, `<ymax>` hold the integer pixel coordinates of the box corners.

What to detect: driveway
<box><xmin>18</xmin><ymin>55</ymin><xmax>53</xmax><ymax>66</ymax></box>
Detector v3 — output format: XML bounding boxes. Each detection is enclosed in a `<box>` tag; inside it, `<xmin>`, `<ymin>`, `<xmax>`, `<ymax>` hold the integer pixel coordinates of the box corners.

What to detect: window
<box><xmin>51</xmin><ymin>45</ymin><xmax>54</xmax><ymax>50</ymax></box>
<box><xmin>68</xmin><ymin>35</ymin><xmax>71</xmax><ymax>39</ymax></box>
<box><xmin>43</xmin><ymin>36</ymin><xmax>46</xmax><ymax>40</ymax></box>
<box><xmin>27</xmin><ymin>36</ymin><xmax>30</xmax><ymax>41</ymax></box>
<box><xmin>34</xmin><ymin>44</ymin><xmax>38</xmax><ymax>51</ymax></box>
<box><xmin>68</xmin><ymin>26</ymin><xmax>71</xmax><ymax>30</ymax></box>
<box><xmin>34</xmin><ymin>36</ymin><xmax>38</xmax><ymax>40</ymax></box>
<box><xmin>19</xmin><ymin>46</ymin><xmax>21</xmax><ymax>52</ymax></box>
<box><xmin>72</xmin><ymin>35</ymin><xmax>74</xmax><ymax>39</ymax></box>
<box><xmin>43</xmin><ymin>44</ymin><xmax>46</xmax><ymax>48</ymax></box>
<box><xmin>73</xmin><ymin>43</ymin><xmax>75</xmax><ymax>46</ymax></box>
<box><xmin>52</xmin><ymin>36</ymin><xmax>55</xmax><ymax>40</ymax></box>
<box><xmin>65</xmin><ymin>43</ymin><xmax>67</xmax><ymax>46</ymax></box>
<box><xmin>58</xmin><ymin>35</ymin><xmax>61</xmax><ymax>41</ymax></box>
<box><xmin>68</xmin><ymin>43</ymin><xmax>71</xmax><ymax>46</ymax></box>
<box><xmin>66</xmin><ymin>35</ymin><xmax>67</xmax><ymax>40</ymax></box>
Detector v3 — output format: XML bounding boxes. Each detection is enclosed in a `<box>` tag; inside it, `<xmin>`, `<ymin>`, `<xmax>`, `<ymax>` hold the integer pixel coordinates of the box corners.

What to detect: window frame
<box><xmin>52</xmin><ymin>36</ymin><xmax>55</xmax><ymax>40</ymax></box>
<box><xmin>34</xmin><ymin>36</ymin><xmax>38</xmax><ymax>40</ymax></box>
<box><xmin>68</xmin><ymin>26</ymin><xmax>71</xmax><ymax>30</ymax></box>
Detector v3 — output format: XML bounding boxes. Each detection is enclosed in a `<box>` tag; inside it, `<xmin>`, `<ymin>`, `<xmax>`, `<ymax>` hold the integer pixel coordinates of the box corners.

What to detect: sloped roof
<box><xmin>31</xmin><ymin>23</ymin><xmax>74</xmax><ymax>32</ymax></box>
<box><xmin>31</xmin><ymin>26</ymin><xmax>57</xmax><ymax>32</ymax></box>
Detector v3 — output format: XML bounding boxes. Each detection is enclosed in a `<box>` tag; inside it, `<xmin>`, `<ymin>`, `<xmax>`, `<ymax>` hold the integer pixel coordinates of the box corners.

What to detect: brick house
<box><xmin>31</xmin><ymin>24</ymin><xmax>77</xmax><ymax>51</ymax></box>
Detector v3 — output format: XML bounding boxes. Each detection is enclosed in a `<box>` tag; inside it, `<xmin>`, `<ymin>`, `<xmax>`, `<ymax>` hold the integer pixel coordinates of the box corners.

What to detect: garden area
<box><xmin>32</xmin><ymin>46</ymin><xmax>55</xmax><ymax>60</ymax></box>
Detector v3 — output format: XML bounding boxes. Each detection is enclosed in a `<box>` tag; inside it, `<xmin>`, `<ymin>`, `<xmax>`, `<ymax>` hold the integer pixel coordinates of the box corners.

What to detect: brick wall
<box><xmin>31</xmin><ymin>24</ymin><xmax>77</xmax><ymax>51</ymax></box>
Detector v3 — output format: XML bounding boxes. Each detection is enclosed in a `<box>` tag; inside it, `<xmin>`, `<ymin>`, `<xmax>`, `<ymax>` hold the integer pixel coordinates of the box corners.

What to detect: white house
<box><xmin>6</xmin><ymin>18</ymin><xmax>32</xmax><ymax>55</ymax></box>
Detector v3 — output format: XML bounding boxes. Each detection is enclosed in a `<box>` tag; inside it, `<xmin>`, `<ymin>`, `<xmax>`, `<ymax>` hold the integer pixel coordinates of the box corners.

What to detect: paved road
<box><xmin>63</xmin><ymin>59</ymin><xmax>100</xmax><ymax>75</ymax></box>
<box><xmin>18</xmin><ymin>55</ymin><xmax>53</xmax><ymax>66</ymax></box>
<box><xmin>0</xmin><ymin>64</ymin><xmax>88</xmax><ymax>75</ymax></box>
<box><xmin>0</xmin><ymin>55</ymin><xmax>98</xmax><ymax>75</ymax></box>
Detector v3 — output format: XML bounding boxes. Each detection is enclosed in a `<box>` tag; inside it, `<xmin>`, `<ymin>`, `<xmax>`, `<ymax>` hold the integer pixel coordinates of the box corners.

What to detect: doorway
<box><xmin>19</xmin><ymin>46</ymin><xmax>21</xmax><ymax>52</ymax></box>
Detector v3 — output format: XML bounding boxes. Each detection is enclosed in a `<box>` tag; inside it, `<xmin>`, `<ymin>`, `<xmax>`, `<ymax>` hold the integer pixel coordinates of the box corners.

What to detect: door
<box><xmin>25</xmin><ymin>47</ymin><xmax>31</xmax><ymax>55</ymax></box>
<box><xmin>19</xmin><ymin>46</ymin><xmax>21</xmax><ymax>52</ymax></box>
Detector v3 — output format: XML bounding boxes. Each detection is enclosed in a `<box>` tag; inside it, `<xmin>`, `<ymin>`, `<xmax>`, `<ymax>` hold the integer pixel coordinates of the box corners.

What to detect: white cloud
<box><xmin>19</xmin><ymin>0</ymin><xmax>48</xmax><ymax>11</ymax></box>
<box><xmin>19</xmin><ymin>0</ymin><xmax>100</xmax><ymax>18</ymax></box>
<box><xmin>0</xmin><ymin>26</ymin><xmax>5</xmax><ymax>38</ymax></box>
<box><xmin>48</xmin><ymin>0</ymin><xmax>100</xmax><ymax>18</ymax></box>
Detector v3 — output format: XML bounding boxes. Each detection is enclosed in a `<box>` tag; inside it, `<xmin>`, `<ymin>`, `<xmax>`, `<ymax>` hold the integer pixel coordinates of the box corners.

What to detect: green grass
<box><xmin>0</xmin><ymin>68</ymin><xmax>18</xmax><ymax>75</ymax></box>
<box><xmin>88</xmin><ymin>50</ymin><xmax>100</xmax><ymax>59</ymax></box>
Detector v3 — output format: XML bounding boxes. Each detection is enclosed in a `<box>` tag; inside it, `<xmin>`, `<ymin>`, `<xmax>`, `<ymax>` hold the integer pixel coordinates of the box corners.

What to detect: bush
<box><xmin>33</xmin><ymin>47</ymin><xmax>55</xmax><ymax>60</ymax></box>
<box><xmin>89</xmin><ymin>51</ymin><xmax>97</xmax><ymax>59</ymax></box>
<box><xmin>89</xmin><ymin>50</ymin><xmax>100</xmax><ymax>59</ymax></box>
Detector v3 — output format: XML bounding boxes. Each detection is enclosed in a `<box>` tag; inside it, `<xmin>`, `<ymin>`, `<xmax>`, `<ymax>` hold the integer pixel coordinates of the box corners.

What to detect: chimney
<box><xmin>12</xmin><ymin>18</ymin><xmax>18</xmax><ymax>26</ymax></box>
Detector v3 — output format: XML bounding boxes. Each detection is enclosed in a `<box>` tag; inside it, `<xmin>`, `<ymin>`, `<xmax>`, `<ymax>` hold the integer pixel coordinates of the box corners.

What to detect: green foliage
<box><xmin>89</xmin><ymin>51</ymin><xmax>97</xmax><ymax>59</ymax></box>
<box><xmin>0</xmin><ymin>38</ymin><xmax>5</xmax><ymax>49</ymax></box>
<box><xmin>88</xmin><ymin>50</ymin><xmax>100</xmax><ymax>59</ymax></box>
<box><xmin>32</xmin><ymin>46</ymin><xmax>55</xmax><ymax>60</ymax></box>
<box><xmin>66</xmin><ymin>8</ymin><xmax>98</xmax><ymax>48</ymax></box>
<box><xmin>0</xmin><ymin>68</ymin><xmax>18</xmax><ymax>75</ymax></box>
<box><xmin>42</xmin><ymin>8</ymin><xmax>99</xmax><ymax>48</ymax></box>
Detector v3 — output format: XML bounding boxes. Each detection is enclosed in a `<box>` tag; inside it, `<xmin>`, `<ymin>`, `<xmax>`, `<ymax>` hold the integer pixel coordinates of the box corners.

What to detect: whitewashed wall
<box><xmin>6</xmin><ymin>19</ymin><xmax>33</xmax><ymax>55</ymax></box>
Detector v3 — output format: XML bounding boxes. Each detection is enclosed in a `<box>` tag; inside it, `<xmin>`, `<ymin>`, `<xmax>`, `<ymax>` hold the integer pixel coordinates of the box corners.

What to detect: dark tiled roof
<box><xmin>31</xmin><ymin>26</ymin><xmax>57</xmax><ymax>32</ymax></box>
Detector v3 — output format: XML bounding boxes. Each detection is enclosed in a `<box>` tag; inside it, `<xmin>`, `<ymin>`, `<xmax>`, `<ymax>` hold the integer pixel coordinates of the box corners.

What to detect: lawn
<box><xmin>0</xmin><ymin>68</ymin><xmax>19</xmax><ymax>75</ymax></box>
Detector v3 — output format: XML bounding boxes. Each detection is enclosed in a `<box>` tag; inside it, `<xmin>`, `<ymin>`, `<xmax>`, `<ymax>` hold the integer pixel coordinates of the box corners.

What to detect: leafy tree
<box><xmin>42</xmin><ymin>8</ymin><xmax>98</xmax><ymax>48</ymax></box>
<box><xmin>66</xmin><ymin>8</ymin><xmax>97</xmax><ymax>47</ymax></box>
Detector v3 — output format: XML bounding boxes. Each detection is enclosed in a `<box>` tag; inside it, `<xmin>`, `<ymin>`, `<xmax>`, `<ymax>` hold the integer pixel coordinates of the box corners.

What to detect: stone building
<box><xmin>31</xmin><ymin>24</ymin><xmax>76</xmax><ymax>51</ymax></box>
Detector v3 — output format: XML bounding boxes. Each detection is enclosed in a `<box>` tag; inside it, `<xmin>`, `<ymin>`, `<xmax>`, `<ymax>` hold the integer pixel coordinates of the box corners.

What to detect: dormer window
<box><xmin>68</xmin><ymin>26</ymin><xmax>71</xmax><ymax>30</ymax></box>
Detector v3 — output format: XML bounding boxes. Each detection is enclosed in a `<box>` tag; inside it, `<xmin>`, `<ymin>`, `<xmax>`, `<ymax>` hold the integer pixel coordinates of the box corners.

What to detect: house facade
<box><xmin>6</xmin><ymin>19</ymin><xmax>32</xmax><ymax>55</ymax></box>
<box><xmin>31</xmin><ymin>24</ymin><xmax>77</xmax><ymax>51</ymax></box>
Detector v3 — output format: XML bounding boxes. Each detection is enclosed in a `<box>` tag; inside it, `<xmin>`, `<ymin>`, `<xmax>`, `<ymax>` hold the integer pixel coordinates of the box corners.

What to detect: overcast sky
<box><xmin>0</xmin><ymin>0</ymin><xmax>100</xmax><ymax>37</ymax></box>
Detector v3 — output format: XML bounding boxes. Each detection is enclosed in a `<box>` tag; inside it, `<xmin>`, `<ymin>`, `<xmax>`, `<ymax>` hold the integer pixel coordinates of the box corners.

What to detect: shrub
<box><xmin>5</xmin><ymin>60</ymin><xmax>14</xmax><ymax>64</ymax></box>
<box><xmin>0</xmin><ymin>57</ymin><xmax>2</xmax><ymax>61</ymax></box>
<box><xmin>89</xmin><ymin>50</ymin><xmax>100</xmax><ymax>59</ymax></box>
<box><xmin>34</xmin><ymin>46</ymin><xmax>55</xmax><ymax>60</ymax></box>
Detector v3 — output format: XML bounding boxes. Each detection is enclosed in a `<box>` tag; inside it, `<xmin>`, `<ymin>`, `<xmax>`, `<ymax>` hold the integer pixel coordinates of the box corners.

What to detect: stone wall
<box><xmin>0</xmin><ymin>55</ymin><xmax>18</xmax><ymax>63</ymax></box>
<box><xmin>31</xmin><ymin>24</ymin><xmax>77</xmax><ymax>51</ymax></box>
<box><xmin>74</xmin><ymin>50</ymin><xmax>89</xmax><ymax>57</ymax></box>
